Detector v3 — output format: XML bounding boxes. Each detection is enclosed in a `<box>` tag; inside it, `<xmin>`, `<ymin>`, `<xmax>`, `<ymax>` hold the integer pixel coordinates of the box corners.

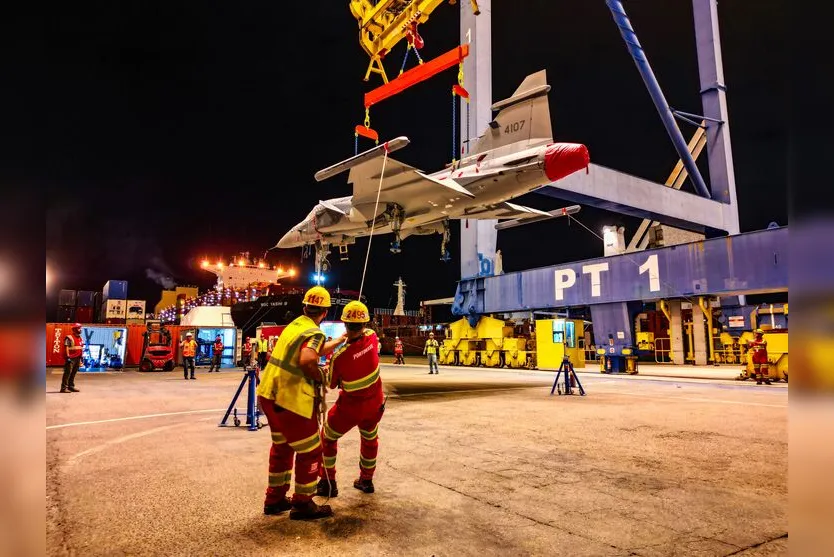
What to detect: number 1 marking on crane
<box><xmin>466</xmin><ymin>28</ymin><xmax>471</xmax><ymax>43</ymax></box>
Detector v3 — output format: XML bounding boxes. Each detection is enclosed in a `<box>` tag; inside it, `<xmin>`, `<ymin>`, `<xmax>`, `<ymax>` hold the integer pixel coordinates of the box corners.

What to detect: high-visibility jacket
<box><xmin>243</xmin><ymin>341</ymin><xmax>252</xmax><ymax>356</ymax></box>
<box><xmin>394</xmin><ymin>340</ymin><xmax>403</xmax><ymax>354</ymax></box>
<box><xmin>749</xmin><ymin>338</ymin><xmax>768</xmax><ymax>364</ymax></box>
<box><xmin>213</xmin><ymin>340</ymin><xmax>223</xmax><ymax>355</ymax></box>
<box><xmin>424</xmin><ymin>339</ymin><xmax>439</xmax><ymax>355</ymax></box>
<box><xmin>181</xmin><ymin>339</ymin><xmax>197</xmax><ymax>358</ymax></box>
<box><xmin>65</xmin><ymin>333</ymin><xmax>83</xmax><ymax>359</ymax></box>
<box><xmin>330</xmin><ymin>329</ymin><xmax>382</xmax><ymax>400</ymax></box>
<box><xmin>256</xmin><ymin>315</ymin><xmax>325</xmax><ymax>419</ymax></box>
<box><xmin>257</xmin><ymin>338</ymin><xmax>268</xmax><ymax>353</ymax></box>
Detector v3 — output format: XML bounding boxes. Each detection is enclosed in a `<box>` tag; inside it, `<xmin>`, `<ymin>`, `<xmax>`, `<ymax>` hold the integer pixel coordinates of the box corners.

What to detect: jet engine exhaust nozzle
<box><xmin>543</xmin><ymin>143</ymin><xmax>590</xmax><ymax>182</ymax></box>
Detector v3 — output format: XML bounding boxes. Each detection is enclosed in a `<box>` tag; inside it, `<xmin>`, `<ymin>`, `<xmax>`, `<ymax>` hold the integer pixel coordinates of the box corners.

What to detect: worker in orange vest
<box><xmin>61</xmin><ymin>323</ymin><xmax>84</xmax><ymax>393</ymax></box>
<box><xmin>208</xmin><ymin>334</ymin><xmax>224</xmax><ymax>372</ymax></box>
<box><xmin>181</xmin><ymin>332</ymin><xmax>197</xmax><ymax>380</ymax></box>
<box><xmin>317</xmin><ymin>301</ymin><xmax>384</xmax><ymax>497</ymax></box>
<box><xmin>748</xmin><ymin>329</ymin><xmax>771</xmax><ymax>385</ymax></box>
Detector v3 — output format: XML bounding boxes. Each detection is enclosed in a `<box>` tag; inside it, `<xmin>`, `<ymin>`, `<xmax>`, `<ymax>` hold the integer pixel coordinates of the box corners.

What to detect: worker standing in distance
<box><xmin>317</xmin><ymin>301</ymin><xmax>384</xmax><ymax>497</ymax></box>
<box><xmin>181</xmin><ymin>332</ymin><xmax>197</xmax><ymax>380</ymax></box>
<box><xmin>256</xmin><ymin>286</ymin><xmax>345</xmax><ymax>520</ymax></box>
<box><xmin>423</xmin><ymin>332</ymin><xmax>439</xmax><ymax>374</ymax></box>
<box><xmin>748</xmin><ymin>329</ymin><xmax>771</xmax><ymax>385</ymax></box>
<box><xmin>242</xmin><ymin>337</ymin><xmax>253</xmax><ymax>369</ymax></box>
<box><xmin>394</xmin><ymin>336</ymin><xmax>405</xmax><ymax>364</ymax></box>
<box><xmin>208</xmin><ymin>334</ymin><xmax>224</xmax><ymax>372</ymax></box>
<box><xmin>257</xmin><ymin>333</ymin><xmax>269</xmax><ymax>370</ymax></box>
<box><xmin>60</xmin><ymin>323</ymin><xmax>84</xmax><ymax>393</ymax></box>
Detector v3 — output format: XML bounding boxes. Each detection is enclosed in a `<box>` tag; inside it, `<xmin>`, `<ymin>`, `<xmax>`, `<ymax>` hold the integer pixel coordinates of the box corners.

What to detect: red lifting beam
<box><xmin>364</xmin><ymin>44</ymin><xmax>470</xmax><ymax>108</ymax></box>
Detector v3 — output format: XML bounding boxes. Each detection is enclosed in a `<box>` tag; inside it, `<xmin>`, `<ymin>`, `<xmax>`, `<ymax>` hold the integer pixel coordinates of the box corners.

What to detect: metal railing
<box><xmin>654</xmin><ymin>337</ymin><xmax>672</xmax><ymax>363</ymax></box>
<box><xmin>584</xmin><ymin>347</ymin><xmax>599</xmax><ymax>362</ymax></box>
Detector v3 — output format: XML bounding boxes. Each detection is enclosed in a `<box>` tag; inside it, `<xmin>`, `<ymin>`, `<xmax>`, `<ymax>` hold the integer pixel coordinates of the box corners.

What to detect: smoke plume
<box><xmin>145</xmin><ymin>268</ymin><xmax>177</xmax><ymax>290</ymax></box>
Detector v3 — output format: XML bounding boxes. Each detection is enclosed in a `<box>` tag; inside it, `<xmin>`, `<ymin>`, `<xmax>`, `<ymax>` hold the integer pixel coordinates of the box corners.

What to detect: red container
<box><xmin>46</xmin><ymin>323</ymin><xmax>70</xmax><ymax>366</ymax></box>
<box><xmin>75</xmin><ymin>306</ymin><xmax>94</xmax><ymax>323</ymax></box>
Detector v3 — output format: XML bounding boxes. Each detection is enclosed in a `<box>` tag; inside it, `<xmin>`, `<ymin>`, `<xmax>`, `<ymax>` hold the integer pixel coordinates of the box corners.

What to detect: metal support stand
<box><xmin>219</xmin><ymin>364</ymin><xmax>262</xmax><ymax>430</ymax></box>
<box><xmin>550</xmin><ymin>356</ymin><xmax>586</xmax><ymax>396</ymax></box>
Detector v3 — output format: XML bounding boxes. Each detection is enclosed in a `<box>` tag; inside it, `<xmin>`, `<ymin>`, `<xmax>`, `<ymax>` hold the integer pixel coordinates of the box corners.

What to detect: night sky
<box><xmin>40</xmin><ymin>1</ymin><xmax>787</xmax><ymax>319</ymax></box>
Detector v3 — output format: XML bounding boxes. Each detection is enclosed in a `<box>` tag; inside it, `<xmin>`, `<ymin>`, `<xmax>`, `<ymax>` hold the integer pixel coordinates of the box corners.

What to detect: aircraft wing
<box><xmin>452</xmin><ymin>202</ymin><xmax>552</xmax><ymax>221</ymax></box>
<box><xmin>347</xmin><ymin>155</ymin><xmax>474</xmax><ymax>213</ymax></box>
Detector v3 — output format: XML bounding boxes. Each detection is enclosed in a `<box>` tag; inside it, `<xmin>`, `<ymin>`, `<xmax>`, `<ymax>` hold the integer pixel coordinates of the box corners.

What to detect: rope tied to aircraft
<box><xmin>358</xmin><ymin>142</ymin><xmax>391</xmax><ymax>300</ymax></box>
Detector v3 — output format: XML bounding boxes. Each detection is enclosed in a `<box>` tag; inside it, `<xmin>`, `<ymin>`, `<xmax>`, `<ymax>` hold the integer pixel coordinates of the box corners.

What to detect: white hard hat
<box><xmin>186</xmin><ymin>332</ymin><xmax>193</xmax><ymax>337</ymax></box>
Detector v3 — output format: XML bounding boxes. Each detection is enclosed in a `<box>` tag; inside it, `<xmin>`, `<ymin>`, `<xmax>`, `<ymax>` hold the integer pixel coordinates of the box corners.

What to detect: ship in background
<box><xmin>155</xmin><ymin>252</ymin><xmax>366</xmax><ymax>340</ymax></box>
<box><xmin>372</xmin><ymin>277</ymin><xmax>451</xmax><ymax>356</ymax></box>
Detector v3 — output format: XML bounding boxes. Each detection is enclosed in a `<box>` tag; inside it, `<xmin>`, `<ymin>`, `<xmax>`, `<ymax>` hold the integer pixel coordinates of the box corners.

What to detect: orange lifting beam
<box><xmin>364</xmin><ymin>44</ymin><xmax>469</xmax><ymax>109</ymax></box>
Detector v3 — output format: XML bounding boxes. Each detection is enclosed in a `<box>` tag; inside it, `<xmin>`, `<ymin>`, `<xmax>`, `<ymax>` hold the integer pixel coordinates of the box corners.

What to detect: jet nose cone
<box><xmin>276</xmin><ymin>230</ymin><xmax>296</xmax><ymax>249</ymax></box>
<box><xmin>543</xmin><ymin>143</ymin><xmax>590</xmax><ymax>182</ymax></box>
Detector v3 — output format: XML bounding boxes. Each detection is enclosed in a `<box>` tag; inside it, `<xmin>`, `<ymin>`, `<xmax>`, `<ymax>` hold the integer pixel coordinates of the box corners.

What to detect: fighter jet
<box><xmin>276</xmin><ymin>69</ymin><xmax>588</xmax><ymax>271</ymax></box>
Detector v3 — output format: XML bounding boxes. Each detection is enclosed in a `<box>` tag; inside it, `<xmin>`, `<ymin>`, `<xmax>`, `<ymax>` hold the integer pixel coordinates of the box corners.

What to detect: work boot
<box><xmin>289</xmin><ymin>500</ymin><xmax>333</xmax><ymax>520</ymax></box>
<box><xmin>190</xmin><ymin>376</ymin><xmax>196</xmax><ymax>380</ymax></box>
<box><xmin>263</xmin><ymin>497</ymin><xmax>293</xmax><ymax>515</ymax></box>
<box><xmin>353</xmin><ymin>478</ymin><xmax>375</xmax><ymax>494</ymax></box>
<box><xmin>764</xmin><ymin>378</ymin><xmax>772</xmax><ymax>385</ymax></box>
<box><xmin>60</xmin><ymin>386</ymin><xmax>70</xmax><ymax>393</ymax></box>
<box><xmin>317</xmin><ymin>478</ymin><xmax>338</xmax><ymax>497</ymax></box>
<box><xmin>68</xmin><ymin>386</ymin><xmax>80</xmax><ymax>392</ymax></box>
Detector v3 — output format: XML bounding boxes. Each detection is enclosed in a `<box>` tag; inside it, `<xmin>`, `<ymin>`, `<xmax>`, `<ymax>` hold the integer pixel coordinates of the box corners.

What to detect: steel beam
<box><xmin>459</xmin><ymin>0</ymin><xmax>498</xmax><ymax>279</ymax></box>
<box><xmin>453</xmin><ymin>227</ymin><xmax>788</xmax><ymax>316</ymax></box>
<box><xmin>693</xmin><ymin>0</ymin><xmax>740</xmax><ymax>234</ymax></box>
<box><xmin>536</xmin><ymin>163</ymin><xmax>735</xmax><ymax>232</ymax></box>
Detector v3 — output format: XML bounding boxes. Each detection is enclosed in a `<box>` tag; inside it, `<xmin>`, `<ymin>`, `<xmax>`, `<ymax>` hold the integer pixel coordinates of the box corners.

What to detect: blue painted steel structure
<box><xmin>453</xmin><ymin>227</ymin><xmax>787</xmax><ymax>317</ymax></box>
<box><xmin>605</xmin><ymin>0</ymin><xmax>711</xmax><ymax>200</ymax></box>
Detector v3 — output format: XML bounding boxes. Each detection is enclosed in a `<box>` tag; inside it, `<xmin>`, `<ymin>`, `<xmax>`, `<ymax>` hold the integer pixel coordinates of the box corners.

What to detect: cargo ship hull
<box><xmin>231</xmin><ymin>288</ymin><xmax>365</xmax><ymax>339</ymax></box>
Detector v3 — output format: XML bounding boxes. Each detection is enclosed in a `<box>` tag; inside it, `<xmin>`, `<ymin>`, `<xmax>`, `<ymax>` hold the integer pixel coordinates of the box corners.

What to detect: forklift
<box><xmin>139</xmin><ymin>320</ymin><xmax>175</xmax><ymax>372</ymax></box>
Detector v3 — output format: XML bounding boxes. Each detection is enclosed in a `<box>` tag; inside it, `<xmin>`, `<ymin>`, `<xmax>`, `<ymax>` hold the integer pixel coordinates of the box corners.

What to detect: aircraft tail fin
<box><xmin>470</xmin><ymin>70</ymin><xmax>552</xmax><ymax>155</ymax></box>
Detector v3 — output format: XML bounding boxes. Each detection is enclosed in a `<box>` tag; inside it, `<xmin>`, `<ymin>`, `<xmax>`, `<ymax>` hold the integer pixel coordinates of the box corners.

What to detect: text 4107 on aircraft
<box><xmin>275</xmin><ymin>70</ymin><xmax>588</xmax><ymax>270</ymax></box>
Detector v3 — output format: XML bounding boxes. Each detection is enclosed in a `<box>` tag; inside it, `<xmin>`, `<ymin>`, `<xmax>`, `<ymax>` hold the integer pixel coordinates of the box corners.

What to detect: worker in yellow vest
<box><xmin>257</xmin><ymin>334</ymin><xmax>269</xmax><ymax>370</ymax></box>
<box><xmin>255</xmin><ymin>286</ymin><xmax>345</xmax><ymax>520</ymax></box>
<box><xmin>423</xmin><ymin>332</ymin><xmax>440</xmax><ymax>374</ymax></box>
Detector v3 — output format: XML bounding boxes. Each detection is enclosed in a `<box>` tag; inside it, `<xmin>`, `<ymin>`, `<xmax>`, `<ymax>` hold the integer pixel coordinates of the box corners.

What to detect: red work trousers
<box><xmin>320</xmin><ymin>391</ymin><xmax>383</xmax><ymax>482</ymax></box>
<box><xmin>258</xmin><ymin>396</ymin><xmax>323</xmax><ymax>504</ymax></box>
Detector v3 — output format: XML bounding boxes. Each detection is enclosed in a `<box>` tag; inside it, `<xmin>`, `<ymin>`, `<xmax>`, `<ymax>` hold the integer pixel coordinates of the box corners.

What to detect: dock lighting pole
<box><xmin>605</xmin><ymin>0</ymin><xmax>712</xmax><ymax>200</ymax></box>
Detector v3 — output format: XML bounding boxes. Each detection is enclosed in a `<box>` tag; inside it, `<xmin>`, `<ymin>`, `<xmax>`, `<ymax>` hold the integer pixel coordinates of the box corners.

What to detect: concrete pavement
<box><xmin>47</xmin><ymin>364</ymin><xmax>787</xmax><ymax>556</ymax></box>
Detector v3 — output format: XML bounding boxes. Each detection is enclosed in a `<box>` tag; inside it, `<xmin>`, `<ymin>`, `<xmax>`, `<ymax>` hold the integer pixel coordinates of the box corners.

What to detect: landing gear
<box><xmin>314</xmin><ymin>240</ymin><xmax>330</xmax><ymax>276</ymax></box>
<box><xmin>440</xmin><ymin>218</ymin><xmax>451</xmax><ymax>262</ymax></box>
<box><xmin>388</xmin><ymin>203</ymin><xmax>404</xmax><ymax>254</ymax></box>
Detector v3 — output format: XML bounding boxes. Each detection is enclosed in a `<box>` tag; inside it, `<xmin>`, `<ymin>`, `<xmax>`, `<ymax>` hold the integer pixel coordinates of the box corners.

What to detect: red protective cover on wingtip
<box><xmin>544</xmin><ymin>143</ymin><xmax>590</xmax><ymax>182</ymax></box>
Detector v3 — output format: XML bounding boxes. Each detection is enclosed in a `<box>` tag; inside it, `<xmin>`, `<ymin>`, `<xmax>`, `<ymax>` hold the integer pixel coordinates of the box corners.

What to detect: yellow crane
<box><xmin>349</xmin><ymin>0</ymin><xmax>479</xmax><ymax>83</ymax></box>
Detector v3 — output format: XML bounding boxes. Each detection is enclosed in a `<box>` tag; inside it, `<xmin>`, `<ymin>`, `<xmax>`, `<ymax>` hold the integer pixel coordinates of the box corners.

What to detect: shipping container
<box><xmin>103</xmin><ymin>280</ymin><xmax>128</xmax><ymax>300</ymax></box>
<box><xmin>126</xmin><ymin>300</ymin><xmax>147</xmax><ymax>319</ymax></box>
<box><xmin>58</xmin><ymin>289</ymin><xmax>77</xmax><ymax>306</ymax></box>
<box><xmin>104</xmin><ymin>318</ymin><xmax>126</xmax><ymax>325</ymax></box>
<box><xmin>126</xmin><ymin>318</ymin><xmax>146</xmax><ymax>326</ymax></box>
<box><xmin>46</xmin><ymin>323</ymin><xmax>182</xmax><ymax>368</ymax></box>
<box><xmin>75</xmin><ymin>306</ymin><xmax>94</xmax><ymax>323</ymax></box>
<box><xmin>45</xmin><ymin>323</ymin><xmax>128</xmax><ymax>369</ymax></box>
<box><xmin>56</xmin><ymin>306</ymin><xmax>76</xmax><ymax>323</ymax></box>
<box><xmin>76</xmin><ymin>291</ymin><xmax>96</xmax><ymax>307</ymax></box>
<box><xmin>93</xmin><ymin>292</ymin><xmax>102</xmax><ymax>322</ymax></box>
<box><xmin>101</xmin><ymin>299</ymin><xmax>127</xmax><ymax>321</ymax></box>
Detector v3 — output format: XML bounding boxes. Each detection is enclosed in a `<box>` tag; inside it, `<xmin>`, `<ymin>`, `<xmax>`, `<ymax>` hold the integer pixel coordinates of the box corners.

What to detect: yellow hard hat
<box><xmin>303</xmin><ymin>286</ymin><xmax>331</xmax><ymax>308</ymax></box>
<box><xmin>341</xmin><ymin>300</ymin><xmax>370</xmax><ymax>323</ymax></box>
<box><xmin>754</xmin><ymin>328</ymin><xmax>764</xmax><ymax>334</ymax></box>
